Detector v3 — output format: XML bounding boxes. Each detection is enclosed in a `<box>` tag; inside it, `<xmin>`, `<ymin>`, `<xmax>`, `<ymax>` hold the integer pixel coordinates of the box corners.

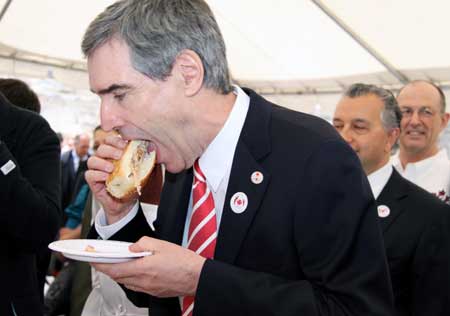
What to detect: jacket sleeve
<box><xmin>0</xmin><ymin>116</ymin><xmax>61</xmax><ymax>251</ymax></box>
<box><xmin>195</xmin><ymin>140</ymin><xmax>394</xmax><ymax>316</ymax></box>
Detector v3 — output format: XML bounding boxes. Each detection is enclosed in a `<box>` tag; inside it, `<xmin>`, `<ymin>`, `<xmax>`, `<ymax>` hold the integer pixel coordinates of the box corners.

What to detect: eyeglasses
<box><xmin>400</xmin><ymin>106</ymin><xmax>436</xmax><ymax>119</ymax></box>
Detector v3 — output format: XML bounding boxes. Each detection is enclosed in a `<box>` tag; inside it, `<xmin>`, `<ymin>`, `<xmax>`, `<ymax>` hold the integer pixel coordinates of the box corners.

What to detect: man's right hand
<box><xmin>85</xmin><ymin>135</ymin><xmax>138</xmax><ymax>224</ymax></box>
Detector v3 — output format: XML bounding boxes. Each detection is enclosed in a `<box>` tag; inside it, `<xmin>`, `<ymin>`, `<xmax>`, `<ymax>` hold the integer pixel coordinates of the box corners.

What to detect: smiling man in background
<box><xmin>392</xmin><ymin>80</ymin><xmax>450</xmax><ymax>202</ymax></box>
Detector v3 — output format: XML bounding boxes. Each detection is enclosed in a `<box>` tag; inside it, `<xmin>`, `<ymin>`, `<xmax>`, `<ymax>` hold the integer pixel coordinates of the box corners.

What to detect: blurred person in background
<box><xmin>50</xmin><ymin>133</ymin><xmax>90</xmax><ymax>277</ymax></box>
<box><xmin>60</xmin><ymin>133</ymin><xmax>90</xmax><ymax>212</ymax></box>
<box><xmin>393</xmin><ymin>80</ymin><xmax>450</xmax><ymax>203</ymax></box>
<box><xmin>0</xmin><ymin>91</ymin><xmax>61</xmax><ymax>315</ymax></box>
<box><xmin>0</xmin><ymin>78</ymin><xmax>41</xmax><ymax>113</ymax></box>
<box><xmin>333</xmin><ymin>83</ymin><xmax>450</xmax><ymax>316</ymax></box>
<box><xmin>55</xmin><ymin>132</ymin><xmax>64</xmax><ymax>151</ymax></box>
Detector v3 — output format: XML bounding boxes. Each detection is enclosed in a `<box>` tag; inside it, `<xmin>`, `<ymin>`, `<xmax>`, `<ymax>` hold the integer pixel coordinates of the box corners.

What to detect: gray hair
<box><xmin>82</xmin><ymin>0</ymin><xmax>232</xmax><ymax>94</ymax></box>
<box><xmin>344</xmin><ymin>83</ymin><xmax>401</xmax><ymax>131</ymax></box>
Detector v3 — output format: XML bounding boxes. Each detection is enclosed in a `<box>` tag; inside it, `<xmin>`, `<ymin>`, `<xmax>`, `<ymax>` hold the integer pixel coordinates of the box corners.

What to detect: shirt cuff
<box><xmin>95</xmin><ymin>202</ymin><xmax>140</xmax><ymax>240</ymax></box>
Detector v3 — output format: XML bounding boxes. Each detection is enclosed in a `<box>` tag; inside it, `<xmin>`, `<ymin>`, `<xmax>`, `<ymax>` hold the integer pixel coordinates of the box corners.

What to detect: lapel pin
<box><xmin>230</xmin><ymin>192</ymin><xmax>248</xmax><ymax>214</ymax></box>
<box><xmin>1</xmin><ymin>160</ymin><xmax>16</xmax><ymax>175</ymax></box>
<box><xmin>251</xmin><ymin>171</ymin><xmax>264</xmax><ymax>184</ymax></box>
<box><xmin>377</xmin><ymin>205</ymin><xmax>390</xmax><ymax>218</ymax></box>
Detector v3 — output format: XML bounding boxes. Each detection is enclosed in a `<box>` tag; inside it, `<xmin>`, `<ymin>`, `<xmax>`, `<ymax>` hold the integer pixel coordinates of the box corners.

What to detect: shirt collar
<box><xmin>392</xmin><ymin>148</ymin><xmax>448</xmax><ymax>172</ymax></box>
<box><xmin>367</xmin><ymin>161</ymin><xmax>393</xmax><ymax>199</ymax></box>
<box><xmin>198</xmin><ymin>85</ymin><xmax>250</xmax><ymax>192</ymax></box>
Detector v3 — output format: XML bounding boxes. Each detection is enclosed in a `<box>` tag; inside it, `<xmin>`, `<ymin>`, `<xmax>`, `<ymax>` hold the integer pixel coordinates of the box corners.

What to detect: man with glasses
<box><xmin>392</xmin><ymin>80</ymin><xmax>450</xmax><ymax>202</ymax></box>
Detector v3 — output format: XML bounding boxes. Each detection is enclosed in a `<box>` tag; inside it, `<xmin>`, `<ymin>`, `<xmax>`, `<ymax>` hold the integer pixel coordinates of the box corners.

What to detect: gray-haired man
<box><xmin>82</xmin><ymin>1</ymin><xmax>395</xmax><ymax>315</ymax></box>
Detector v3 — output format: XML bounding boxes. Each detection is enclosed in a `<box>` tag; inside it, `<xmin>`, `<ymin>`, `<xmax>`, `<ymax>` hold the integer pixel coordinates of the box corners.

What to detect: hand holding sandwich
<box><xmin>85</xmin><ymin>135</ymin><xmax>139</xmax><ymax>224</ymax></box>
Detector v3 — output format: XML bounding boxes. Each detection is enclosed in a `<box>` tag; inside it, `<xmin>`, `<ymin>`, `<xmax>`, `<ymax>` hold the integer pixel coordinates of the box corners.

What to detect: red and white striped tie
<box><xmin>182</xmin><ymin>160</ymin><xmax>217</xmax><ymax>316</ymax></box>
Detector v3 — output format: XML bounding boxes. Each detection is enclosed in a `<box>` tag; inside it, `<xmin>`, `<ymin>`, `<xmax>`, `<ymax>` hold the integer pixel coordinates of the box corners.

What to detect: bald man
<box><xmin>392</xmin><ymin>80</ymin><xmax>450</xmax><ymax>203</ymax></box>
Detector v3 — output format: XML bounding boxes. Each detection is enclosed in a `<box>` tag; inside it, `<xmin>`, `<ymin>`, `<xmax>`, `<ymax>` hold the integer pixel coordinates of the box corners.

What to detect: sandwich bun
<box><xmin>105</xmin><ymin>140</ymin><xmax>156</xmax><ymax>200</ymax></box>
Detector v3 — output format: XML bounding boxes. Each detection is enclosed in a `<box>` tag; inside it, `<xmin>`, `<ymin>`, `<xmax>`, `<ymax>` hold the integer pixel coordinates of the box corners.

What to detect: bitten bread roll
<box><xmin>106</xmin><ymin>140</ymin><xmax>156</xmax><ymax>200</ymax></box>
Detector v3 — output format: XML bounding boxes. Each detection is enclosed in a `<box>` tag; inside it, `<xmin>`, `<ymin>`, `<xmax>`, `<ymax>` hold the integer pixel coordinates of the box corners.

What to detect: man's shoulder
<box><xmin>9</xmin><ymin>106</ymin><xmax>59</xmax><ymax>150</ymax></box>
<box><xmin>245</xmin><ymin>89</ymin><xmax>345</xmax><ymax>157</ymax></box>
<box><xmin>246</xmin><ymin>88</ymin><xmax>338</xmax><ymax>141</ymax></box>
<box><xmin>267</xmin><ymin>103</ymin><xmax>341</xmax><ymax>146</ymax></box>
<box><xmin>61</xmin><ymin>150</ymin><xmax>72</xmax><ymax>163</ymax></box>
<box><xmin>386</xmin><ymin>170</ymin><xmax>450</xmax><ymax>218</ymax></box>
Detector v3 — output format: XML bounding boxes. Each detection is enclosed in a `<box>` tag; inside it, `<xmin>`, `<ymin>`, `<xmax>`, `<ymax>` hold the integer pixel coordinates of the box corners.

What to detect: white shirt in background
<box><xmin>391</xmin><ymin>149</ymin><xmax>450</xmax><ymax>203</ymax></box>
<box><xmin>71</xmin><ymin>149</ymin><xmax>88</xmax><ymax>172</ymax></box>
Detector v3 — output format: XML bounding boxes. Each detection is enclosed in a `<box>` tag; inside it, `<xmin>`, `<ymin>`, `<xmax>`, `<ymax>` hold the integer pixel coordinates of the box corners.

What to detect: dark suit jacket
<box><xmin>377</xmin><ymin>168</ymin><xmax>450</xmax><ymax>316</ymax></box>
<box><xmin>108</xmin><ymin>89</ymin><xmax>395</xmax><ymax>315</ymax></box>
<box><xmin>0</xmin><ymin>94</ymin><xmax>61</xmax><ymax>316</ymax></box>
<box><xmin>61</xmin><ymin>150</ymin><xmax>88</xmax><ymax>212</ymax></box>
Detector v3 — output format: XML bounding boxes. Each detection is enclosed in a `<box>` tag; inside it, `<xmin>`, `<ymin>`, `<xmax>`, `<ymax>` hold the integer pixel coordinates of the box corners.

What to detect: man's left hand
<box><xmin>92</xmin><ymin>236</ymin><xmax>206</xmax><ymax>297</ymax></box>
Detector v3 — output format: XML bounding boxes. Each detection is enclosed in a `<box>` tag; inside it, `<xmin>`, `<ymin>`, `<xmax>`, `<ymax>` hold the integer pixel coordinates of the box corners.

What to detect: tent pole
<box><xmin>0</xmin><ymin>0</ymin><xmax>13</xmax><ymax>23</ymax></box>
<box><xmin>311</xmin><ymin>0</ymin><xmax>409</xmax><ymax>85</ymax></box>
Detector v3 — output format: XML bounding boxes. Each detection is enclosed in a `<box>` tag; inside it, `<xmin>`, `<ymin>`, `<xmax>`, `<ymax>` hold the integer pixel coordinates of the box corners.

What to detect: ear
<box><xmin>385</xmin><ymin>127</ymin><xmax>400</xmax><ymax>153</ymax></box>
<box><xmin>173</xmin><ymin>49</ymin><xmax>204</xmax><ymax>97</ymax></box>
<box><xmin>440</xmin><ymin>112</ymin><xmax>450</xmax><ymax>130</ymax></box>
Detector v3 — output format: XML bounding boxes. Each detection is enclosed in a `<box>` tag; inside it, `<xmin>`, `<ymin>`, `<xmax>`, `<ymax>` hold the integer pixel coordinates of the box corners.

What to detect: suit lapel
<box><xmin>377</xmin><ymin>169</ymin><xmax>408</xmax><ymax>233</ymax></box>
<box><xmin>214</xmin><ymin>89</ymin><xmax>272</xmax><ymax>264</ymax></box>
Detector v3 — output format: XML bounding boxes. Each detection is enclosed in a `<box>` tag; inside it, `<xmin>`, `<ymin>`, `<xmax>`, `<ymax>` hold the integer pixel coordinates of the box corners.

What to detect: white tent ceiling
<box><xmin>0</xmin><ymin>0</ymin><xmax>449</xmax><ymax>94</ymax></box>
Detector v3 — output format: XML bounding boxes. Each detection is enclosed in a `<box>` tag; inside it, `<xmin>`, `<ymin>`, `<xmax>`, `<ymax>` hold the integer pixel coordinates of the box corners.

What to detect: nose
<box><xmin>339</xmin><ymin>127</ymin><xmax>353</xmax><ymax>144</ymax></box>
<box><xmin>100</xmin><ymin>98</ymin><xmax>122</xmax><ymax>132</ymax></box>
<box><xmin>408</xmin><ymin>110</ymin><xmax>422</xmax><ymax>126</ymax></box>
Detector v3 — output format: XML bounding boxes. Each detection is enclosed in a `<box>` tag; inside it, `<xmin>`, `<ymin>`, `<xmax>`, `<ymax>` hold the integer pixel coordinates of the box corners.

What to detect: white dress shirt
<box><xmin>391</xmin><ymin>149</ymin><xmax>450</xmax><ymax>203</ymax></box>
<box><xmin>71</xmin><ymin>149</ymin><xmax>88</xmax><ymax>172</ymax></box>
<box><xmin>95</xmin><ymin>85</ymin><xmax>250</xmax><ymax>241</ymax></box>
<box><xmin>367</xmin><ymin>162</ymin><xmax>393</xmax><ymax>200</ymax></box>
<box><xmin>181</xmin><ymin>85</ymin><xmax>249</xmax><ymax>246</ymax></box>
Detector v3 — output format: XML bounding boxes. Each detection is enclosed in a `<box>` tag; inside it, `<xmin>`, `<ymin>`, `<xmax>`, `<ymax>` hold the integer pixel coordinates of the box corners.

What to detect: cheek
<box><xmin>400</xmin><ymin>119</ymin><xmax>409</xmax><ymax>130</ymax></box>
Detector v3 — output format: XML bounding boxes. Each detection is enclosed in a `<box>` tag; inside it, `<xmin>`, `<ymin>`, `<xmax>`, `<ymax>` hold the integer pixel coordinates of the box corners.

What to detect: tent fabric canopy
<box><xmin>0</xmin><ymin>0</ymin><xmax>448</xmax><ymax>94</ymax></box>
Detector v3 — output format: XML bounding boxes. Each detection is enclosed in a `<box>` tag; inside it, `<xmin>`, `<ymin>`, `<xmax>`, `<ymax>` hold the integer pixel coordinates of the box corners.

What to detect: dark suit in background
<box><xmin>111</xmin><ymin>90</ymin><xmax>394</xmax><ymax>316</ymax></box>
<box><xmin>377</xmin><ymin>169</ymin><xmax>450</xmax><ymax>316</ymax></box>
<box><xmin>61</xmin><ymin>150</ymin><xmax>88</xmax><ymax>212</ymax></box>
<box><xmin>0</xmin><ymin>94</ymin><xmax>61</xmax><ymax>316</ymax></box>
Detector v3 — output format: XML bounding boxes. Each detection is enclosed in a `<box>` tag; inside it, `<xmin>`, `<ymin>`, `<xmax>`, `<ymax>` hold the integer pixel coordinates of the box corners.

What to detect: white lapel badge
<box><xmin>1</xmin><ymin>160</ymin><xmax>16</xmax><ymax>175</ymax></box>
<box><xmin>377</xmin><ymin>205</ymin><xmax>390</xmax><ymax>218</ymax></box>
<box><xmin>230</xmin><ymin>192</ymin><xmax>248</xmax><ymax>214</ymax></box>
<box><xmin>251</xmin><ymin>171</ymin><xmax>264</xmax><ymax>184</ymax></box>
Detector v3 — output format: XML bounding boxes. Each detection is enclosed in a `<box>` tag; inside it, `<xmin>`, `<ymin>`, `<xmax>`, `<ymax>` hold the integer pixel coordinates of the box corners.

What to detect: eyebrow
<box><xmin>92</xmin><ymin>84</ymin><xmax>133</xmax><ymax>95</ymax></box>
<box><xmin>352</xmin><ymin>118</ymin><xmax>369</xmax><ymax>125</ymax></box>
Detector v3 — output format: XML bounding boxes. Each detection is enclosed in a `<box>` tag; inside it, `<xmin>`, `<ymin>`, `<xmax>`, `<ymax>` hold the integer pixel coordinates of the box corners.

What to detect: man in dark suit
<box><xmin>81</xmin><ymin>1</ymin><xmax>394</xmax><ymax>315</ymax></box>
<box><xmin>0</xmin><ymin>92</ymin><xmax>61</xmax><ymax>316</ymax></box>
<box><xmin>60</xmin><ymin>133</ymin><xmax>90</xmax><ymax>211</ymax></box>
<box><xmin>0</xmin><ymin>78</ymin><xmax>51</xmax><ymax>301</ymax></box>
<box><xmin>333</xmin><ymin>83</ymin><xmax>450</xmax><ymax>315</ymax></box>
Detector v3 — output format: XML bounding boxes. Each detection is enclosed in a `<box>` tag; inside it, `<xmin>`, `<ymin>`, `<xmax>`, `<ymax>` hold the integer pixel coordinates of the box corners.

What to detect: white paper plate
<box><xmin>48</xmin><ymin>239</ymin><xmax>152</xmax><ymax>263</ymax></box>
